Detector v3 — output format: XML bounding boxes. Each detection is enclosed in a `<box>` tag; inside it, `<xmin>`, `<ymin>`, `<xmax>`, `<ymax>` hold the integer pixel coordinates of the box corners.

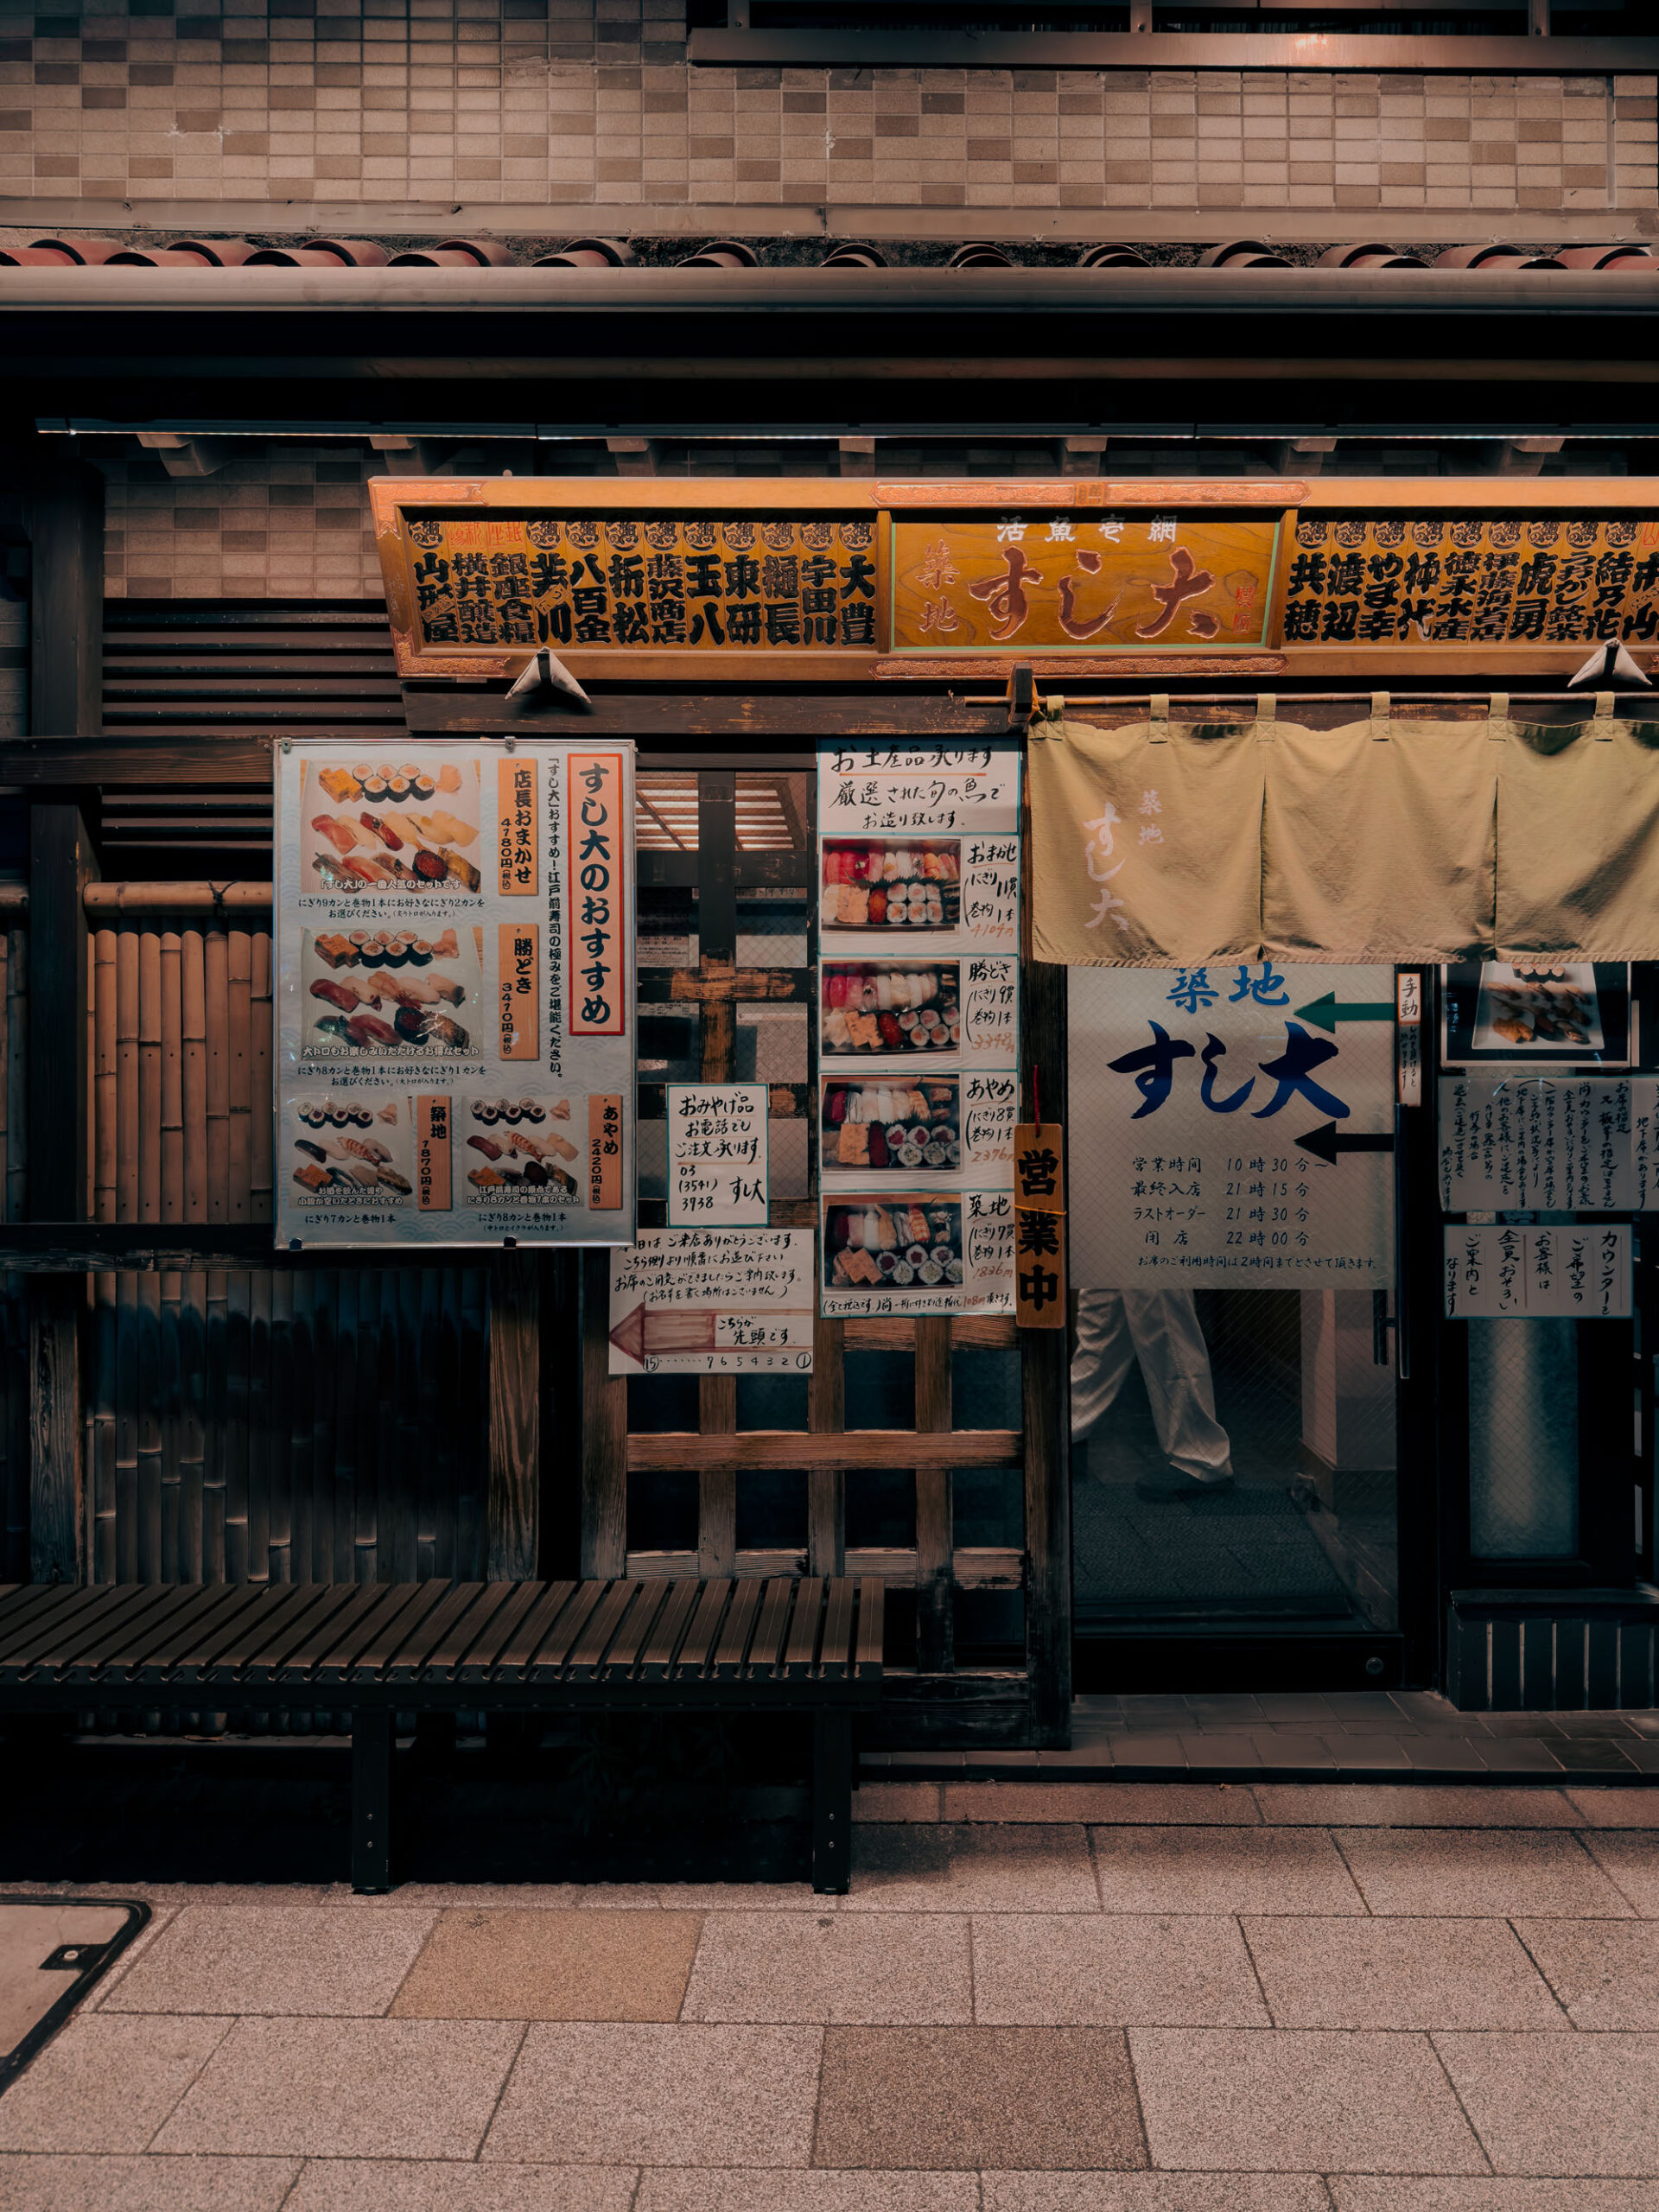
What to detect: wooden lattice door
<box><xmin>580</xmin><ymin>759</ymin><xmax>1068</xmax><ymax>1745</ymax></box>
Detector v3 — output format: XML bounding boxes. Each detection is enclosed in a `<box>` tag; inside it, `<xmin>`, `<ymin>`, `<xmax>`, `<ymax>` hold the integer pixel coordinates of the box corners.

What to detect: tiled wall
<box><xmin>0</xmin><ymin>0</ymin><xmax>1651</xmax><ymax>222</ymax></box>
<box><xmin>103</xmin><ymin>446</ymin><xmax>381</xmax><ymax>596</ymax></box>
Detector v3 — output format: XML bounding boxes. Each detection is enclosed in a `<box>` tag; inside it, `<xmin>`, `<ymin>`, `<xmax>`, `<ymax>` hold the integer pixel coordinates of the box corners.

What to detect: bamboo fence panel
<box><xmin>73</xmin><ymin>902</ymin><xmax>491</xmax><ymax>1593</ymax></box>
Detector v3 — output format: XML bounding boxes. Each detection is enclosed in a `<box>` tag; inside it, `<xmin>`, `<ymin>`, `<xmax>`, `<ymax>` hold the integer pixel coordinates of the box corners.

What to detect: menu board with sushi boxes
<box><xmin>276</xmin><ymin>741</ymin><xmax>637</xmax><ymax>1249</ymax></box>
<box><xmin>817</xmin><ymin>743</ymin><xmax>1021</xmax><ymax>1315</ymax></box>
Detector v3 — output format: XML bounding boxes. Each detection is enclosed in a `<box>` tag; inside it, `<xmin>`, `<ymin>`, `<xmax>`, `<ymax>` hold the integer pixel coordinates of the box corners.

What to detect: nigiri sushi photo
<box><xmin>820</xmin><ymin>839</ymin><xmax>961</xmax><ymax>929</ymax></box>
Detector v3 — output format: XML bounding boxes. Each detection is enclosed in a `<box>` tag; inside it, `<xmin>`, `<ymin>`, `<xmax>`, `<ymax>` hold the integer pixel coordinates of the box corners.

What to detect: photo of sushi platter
<box><xmin>289</xmin><ymin>1093</ymin><xmax>415</xmax><ymax>1204</ymax></box>
<box><xmin>462</xmin><ymin>1094</ymin><xmax>582</xmax><ymax>1201</ymax></box>
<box><xmin>823</xmin><ymin>1077</ymin><xmax>959</xmax><ymax>1171</ymax></box>
<box><xmin>820</xmin><ymin>963</ymin><xmax>960</xmax><ymax>1056</ymax></box>
<box><xmin>824</xmin><ymin>1198</ymin><xmax>963</xmax><ymax>1290</ymax></box>
<box><xmin>820</xmin><ymin>839</ymin><xmax>960</xmax><ymax>931</ymax></box>
<box><xmin>302</xmin><ymin>925</ymin><xmax>482</xmax><ymax>1059</ymax></box>
<box><xmin>301</xmin><ymin>755</ymin><xmax>483</xmax><ymax>896</ymax></box>
<box><xmin>1474</xmin><ymin>963</ymin><xmax>1606</xmax><ymax>1052</ymax></box>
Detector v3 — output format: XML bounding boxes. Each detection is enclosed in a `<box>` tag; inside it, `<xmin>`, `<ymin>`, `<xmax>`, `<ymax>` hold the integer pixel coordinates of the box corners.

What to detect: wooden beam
<box><xmin>486</xmin><ymin>1250</ymin><xmax>539</xmax><ymax>1580</ymax></box>
<box><xmin>627</xmin><ymin>1430</ymin><xmax>1020</xmax><ymax>1471</ymax></box>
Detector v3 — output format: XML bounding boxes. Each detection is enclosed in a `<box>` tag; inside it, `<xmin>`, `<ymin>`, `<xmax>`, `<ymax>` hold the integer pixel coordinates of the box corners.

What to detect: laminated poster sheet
<box><xmin>817</xmin><ymin>741</ymin><xmax>1021</xmax><ymax>1316</ymax></box>
<box><xmin>276</xmin><ymin>740</ymin><xmax>636</xmax><ymax>1248</ymax></box>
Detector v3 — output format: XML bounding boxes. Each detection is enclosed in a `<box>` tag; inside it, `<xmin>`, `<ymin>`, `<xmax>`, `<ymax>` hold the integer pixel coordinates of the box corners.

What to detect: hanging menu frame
<box><xmin>276</xmin><ymin>737</ymin><xmax>637</xmax><ymax>1251</ymax></box>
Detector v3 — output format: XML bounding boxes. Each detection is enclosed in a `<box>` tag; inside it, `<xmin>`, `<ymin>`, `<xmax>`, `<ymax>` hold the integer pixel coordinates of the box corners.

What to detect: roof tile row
<box><xmin>2</xmin><ymin>234</ymin><xmax>1656</xmax><ymax>272</ymax></box>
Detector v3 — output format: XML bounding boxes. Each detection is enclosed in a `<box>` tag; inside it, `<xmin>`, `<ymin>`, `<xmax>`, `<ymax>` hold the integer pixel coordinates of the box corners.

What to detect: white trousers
<box><xmin>1071</xmin><ymin>1287</ymin><xmax>1234</xmax><ymax>1484</ymax></box>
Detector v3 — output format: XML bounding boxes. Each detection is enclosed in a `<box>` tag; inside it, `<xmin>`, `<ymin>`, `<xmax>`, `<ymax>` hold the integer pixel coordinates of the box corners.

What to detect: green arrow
<box><xmin>1294</xmin><ymin>992</ymin><xmax>1395</xmax><ymax>1034</ymax></box>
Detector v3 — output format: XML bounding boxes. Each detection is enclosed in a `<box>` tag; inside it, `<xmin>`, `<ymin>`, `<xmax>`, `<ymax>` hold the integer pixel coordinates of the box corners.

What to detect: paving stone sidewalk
<box><xmin>4</xmin><ymin>1782</ymin><xmax>1659</xmax><ymax>2209</ymax></box>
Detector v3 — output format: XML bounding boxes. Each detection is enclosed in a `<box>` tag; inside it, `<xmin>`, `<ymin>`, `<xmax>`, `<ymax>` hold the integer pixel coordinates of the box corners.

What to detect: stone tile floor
<box><xmin>864</xmin><ymin>1690</ymin><xmax>1659</xmax><ymax>1783</ymax></box>
<box><xmin>4</xmin><ymin>1783</ymin><xmax>1659</xmax><ymax>2206</ymax></box>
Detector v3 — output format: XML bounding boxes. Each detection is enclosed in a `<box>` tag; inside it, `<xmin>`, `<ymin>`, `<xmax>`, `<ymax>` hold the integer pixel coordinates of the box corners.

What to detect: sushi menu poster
<box><xmin>817</xmin><ymin>742</ymin><xmax>1021</xmax><ymax>1316</ymax></box>
<box><xmin>276</xmin><ymin>740</ymin><xmax>637</xmax><ymax>1249</ymax></box>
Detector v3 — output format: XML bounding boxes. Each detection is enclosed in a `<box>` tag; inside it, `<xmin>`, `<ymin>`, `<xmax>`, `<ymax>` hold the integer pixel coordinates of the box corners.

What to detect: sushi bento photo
<box><xmin>302</xmin><ymin>925</ymin><xmax>483</xmax><ymax>1060</ymax></box>
<box><xmin>462</xmin><ymin>1093</ymin><xmax>582</xmax><ymax>1202</ymax></box>
<box><xmin>822</xmin><ymin>1077</ymin><xmax>960</xmax><ymax>1170</ymax></box>
<box><xmin>820</xmin><ymin>838</ymin><xmax>960</xmax><ymax>931</ymax></box>
<box><xmin>300</xmin><ymin>754</ymin><xmax>484</xmax><ymax>897</ymax></box>
<box><xmin>820</xmin><ymin>962</ymin><xmax>960</xmax><ymax>1056</ymax></box>
<box><xmin>823</xmin><ymin>1196</ymin><xmax>964</xmax><ymax>1289</ymax></box>
<box><xmin>288</xmin><ymin>1091</ymin><xmax>416</xmax><ymax>1206</ymax></box>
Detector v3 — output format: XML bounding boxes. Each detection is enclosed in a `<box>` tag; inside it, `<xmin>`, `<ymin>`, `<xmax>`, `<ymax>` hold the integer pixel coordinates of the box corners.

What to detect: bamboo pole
<box><xmin>204</xmin><ymin>928</ymin><xmax>229</xmax><ymax>1227</ymax></box>
<box><xmin>85</xmin><ymin>882</ymin><xmax>273</xmax><ymax>916</ymax></box>
<box><xmin>116</xmin><ymin>924</ymin><xmax>139</xmax><ymax>1225</ymax></box>
<box><xmin>227</xmin><ymin>929</ymin><xmax>251</xmax><ymax>1227</ymax></box>
<box><xmin>250</xmin><ymin>929</ymin><xmax>272</xmax><ymax>1224</ymax></box>
<box><xmin>224</xmin><ymin>1268</ymin><xmax>250</xmax><ymax>1586</ymax></box>
<box><xmin>203</xmin><ymin>1266</ymin><xmax>228</xmax><ymax>1580</ymax></box>
<box><xmin>89</xmin><ymin>1272</ymin><xmax>117</xmax><ymax>1585</ymax></box>
<box><xmin>138</xmin><ymin>926</ymin><xmax>162</xmax><ymax>1225</ymax></box>
<box><xmin>114</xmin><ymin>1264</ymin><xmax>137</xmax><ymax>1585</ymax></box>
<box><xmin>179</xmin><ymin>1268</ymin><xmax>206</xmax><ymax>1582</ymax></box>
<box><xmin>0</xmin><ymin>932</ymin><xmax>10</xmax><ymax>1230</ymax></box>
<box><xmin>7</xmin><ymin>926</ymin><xmax>26</xmax><ymax>1225</ymax></box>
<box><xmin>160</xmin><ymin>929</ymin><xmax>182</xmax><ymax>1224</ymax></box>
<box><xmin>160</xmin><ymin>1267</ymin><xmax>181</xmax><ymax>1580</ymax></box>
<box><xmin>92</xmin><ymin>925</ymin><xmax>117</xmax><ymax>1225</ymax></box>
<box><xmin>137</xmin><ymin>1270</ymin><xmax>162</xmax><ymax>1584</ymax></box>
<box><xmin>181</xmin><ymin>927</ymin><xmax>207</xmax><ymax>1224</ymax></box>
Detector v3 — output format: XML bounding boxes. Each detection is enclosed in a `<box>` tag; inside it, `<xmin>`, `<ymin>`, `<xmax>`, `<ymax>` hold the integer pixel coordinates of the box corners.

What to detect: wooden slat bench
<box><xmin>0</xmin><ymin>1574</ymin><xmax>884</xmax><ymax>1895</ymax></box>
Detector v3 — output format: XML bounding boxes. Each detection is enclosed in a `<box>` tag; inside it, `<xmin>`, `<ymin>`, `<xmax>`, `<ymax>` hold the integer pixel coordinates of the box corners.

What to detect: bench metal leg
<box><xmin>811</xmin><ymin>1709</ymin><xmax>854</xmax><ymax>1896</ymax></box>
<box><xmin>351</xmin><ymin>1709</ymin><xmax>395</xmax><ymax>1894</ymax></box>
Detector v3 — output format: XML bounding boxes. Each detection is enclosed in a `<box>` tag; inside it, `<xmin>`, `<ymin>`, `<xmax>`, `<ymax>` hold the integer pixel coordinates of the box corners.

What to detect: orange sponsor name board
<box><xmin>569</xmin><ymin>751</ymin><xmax>627</xmax><ymax>1038</ymax></box>
<box><xmin>416</xmin><ymin>1094</ymin><xmax>452</xmax><ymax>1211</ymax></box>
<box><xmin>497</xmin><ymin>756</ymin><xmax>538</xmax><ymax>896</ymax></box>
<box><xmin>498</xmin><ymin>923</ymin><xmax>538</xmax><ymax>1061</ymax></box>
<box><xmin>588</xmin><ymin>1092</ymin><xmax>624</xmax><ymax>1211</ymax></box>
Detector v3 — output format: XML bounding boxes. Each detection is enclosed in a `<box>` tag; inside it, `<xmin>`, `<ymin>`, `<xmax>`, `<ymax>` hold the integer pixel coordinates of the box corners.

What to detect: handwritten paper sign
<box><xmin>817</xmin><ymin>741</ymin><xmax>1023</xmax><ymax>1316</ymax></box>
<box><xmin>667</xmin><ymin>1083</ymin><xmax>769</xmax><ymax>1227</ymax></box>
<box><xmin>607</xmin><ymin>1229</ymin><xmax>817</xmax><ymax>1373</ymax></box>
<box><xmin>1444</xmin><ymin>1223</ymin><xmax>1631</xmax><ymax>1319</ymax></box>
<box><xmin>1438</xmin><ymin>1077</ymin><xmax>1657</xmax><ymax>1213</ymax></box>
<box><xmin>276</xmin><ymin>739</ymin><xmax>636</xmax><ymax>1249</ymax></box>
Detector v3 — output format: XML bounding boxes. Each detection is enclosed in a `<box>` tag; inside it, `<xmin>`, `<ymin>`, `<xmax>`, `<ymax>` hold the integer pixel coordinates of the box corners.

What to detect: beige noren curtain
<box><xmin>1029</xmin><ymin>692</ymin><xmax>1659</xmax><ymax>967</ymax></box>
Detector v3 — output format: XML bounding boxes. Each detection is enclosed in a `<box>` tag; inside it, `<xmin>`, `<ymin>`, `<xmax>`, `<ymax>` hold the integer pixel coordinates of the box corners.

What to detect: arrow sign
<box><xmin>1294</xmin><ymin>1122</ymin><xmax>1396</xmax><ymax>1167</ymax></box>
<box><xmin>1294</xmin><ymin>992</ymin><xmax>1395</xmax><ymax>1033</ymax></box>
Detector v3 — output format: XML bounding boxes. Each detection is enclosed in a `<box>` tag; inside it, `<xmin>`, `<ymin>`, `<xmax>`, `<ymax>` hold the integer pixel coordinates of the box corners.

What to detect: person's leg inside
<box><xmin>1070</xmin><ymin>1287</ymin><xmax>1137</xmax><ymax>1444</ymax></box>
<box><xmin>1122</xmin><ymin>1287</ymin><xmax>1235</xmax><ymax>1500</ymax></box>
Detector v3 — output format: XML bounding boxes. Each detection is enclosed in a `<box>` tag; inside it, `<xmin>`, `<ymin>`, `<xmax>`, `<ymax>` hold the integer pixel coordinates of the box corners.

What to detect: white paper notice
<box><xmin>666</xmin><ymin>1083</ymin><xmax>769</xmax><ymax>1227</ymax></box>
<box><xmin>607</xmin><ymin>1229</ymin><xmax>817</xmax><ymax>1373</ymax></box>
<box><xmin>1444</xmin><ymin>1223</ymin><xmax>1631</xmax><ymax>1319</ymax></box>
<box><xmin>1439</xmin><ymin>1077</ymin><xmax>1639</xmax><ymax>1213</ymax></box>
<box><xmin>816</xmin><ymin>741</ymin><xmax>1022</xmax><ymax>1317</ymax></box>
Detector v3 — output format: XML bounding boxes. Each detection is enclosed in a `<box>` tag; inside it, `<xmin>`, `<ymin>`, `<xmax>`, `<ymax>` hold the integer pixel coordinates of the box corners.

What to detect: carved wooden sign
<box><xmin>369</xmin><ymin>479</ymin><xmax>1659</xmax><ymax>683</ymax></box>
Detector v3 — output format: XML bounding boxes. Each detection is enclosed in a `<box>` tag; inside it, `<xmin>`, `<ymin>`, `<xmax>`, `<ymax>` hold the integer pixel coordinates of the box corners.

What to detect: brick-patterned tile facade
<box><xmin>0</xmin><ymin>0</ymin><xmax>1651</xmax><ymax>220</ymax></box>
<box><xmin>103</xmin><ymin>446</ymin><xmax>381</xmax><ymax>596</ymax></box>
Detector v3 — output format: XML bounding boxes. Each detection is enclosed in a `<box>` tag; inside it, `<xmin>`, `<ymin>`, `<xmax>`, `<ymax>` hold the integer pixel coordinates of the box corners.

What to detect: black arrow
<box><xmin>1294</xmin><ymin>1122</ymin><xmax>1396</xmax><ymax>1167</ymax></box>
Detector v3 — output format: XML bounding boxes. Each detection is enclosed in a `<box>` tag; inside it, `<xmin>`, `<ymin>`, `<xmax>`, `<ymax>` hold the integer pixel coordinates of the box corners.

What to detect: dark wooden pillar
<box><xmin>486</xmin><ymin>1250</ymin><xmax>540</xmax><ymax>1579</ymax></box>
<box><xmin>1022</xmin><ymin>955</ymin><xmax>1071</xmax><ymax>1745</ymax></box>
<box><xmin>24</xmin><ymin>461</ymin><xmax>103</xmax><ymax>1584</ymax></box>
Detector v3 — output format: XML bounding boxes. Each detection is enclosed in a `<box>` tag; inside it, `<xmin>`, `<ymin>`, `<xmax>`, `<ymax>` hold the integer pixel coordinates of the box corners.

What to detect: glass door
<box><xmin>1067</xmin><ymin>963</ymin><xmax>1412</xmax><ymax>1687</ymax></box>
